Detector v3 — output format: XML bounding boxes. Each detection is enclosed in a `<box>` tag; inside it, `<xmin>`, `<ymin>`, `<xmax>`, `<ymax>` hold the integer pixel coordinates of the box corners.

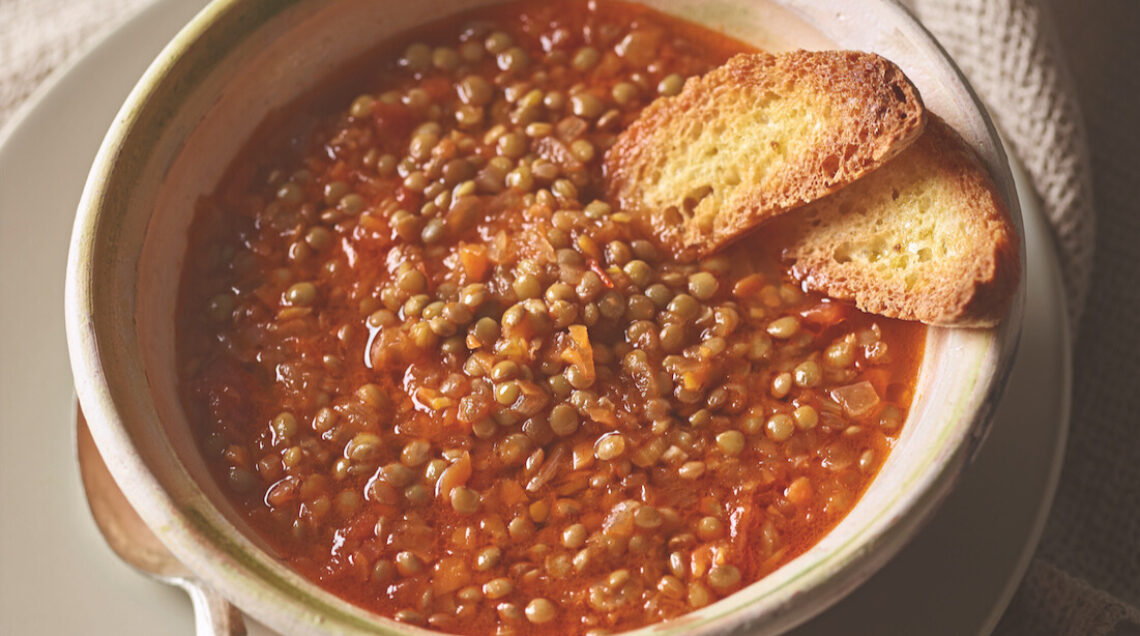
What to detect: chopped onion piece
<box><xmin>830</xmin><ymin>380</ymin><xmax>880</xmax><ymax>418</ymax></box>
<box><xmin>602</xmin><ymin>500</ymin><xmax>640</xmax><ymax>537</ymax></box>
<box><xmin>526</xmin><ymin>445</ymin><xmax>566</xmax><ymax>492</ymax></box>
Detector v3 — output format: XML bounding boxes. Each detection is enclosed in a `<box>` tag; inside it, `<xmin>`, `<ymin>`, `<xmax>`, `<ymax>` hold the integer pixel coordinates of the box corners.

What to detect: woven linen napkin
<box><xmin>3</xmin><ymin>0</ymin><xmax>1136</xmax><ymax>634</ymax></box>
<box><xmin>904</xmin><ymin>1</ymin><xmax>1140</xmax><ymax>634</ymax></box>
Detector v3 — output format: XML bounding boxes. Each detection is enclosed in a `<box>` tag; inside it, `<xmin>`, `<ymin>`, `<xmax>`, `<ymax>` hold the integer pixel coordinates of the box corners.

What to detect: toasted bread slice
<box><xmin>605</xmin><ymin>50</ymin><xmax>926</xmax><ymax>259</ymax></box>
<box><xmin>770</xmin><ymin>116</ymin><xmax>1019</xmax><ymax>327</ymax></box>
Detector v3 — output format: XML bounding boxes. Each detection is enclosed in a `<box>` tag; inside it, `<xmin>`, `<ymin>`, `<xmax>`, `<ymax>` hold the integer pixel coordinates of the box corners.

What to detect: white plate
<box><xmin>0</xmin><ymin>1</ymin><xmax>1069</xmax><ymax>634</ymax></box>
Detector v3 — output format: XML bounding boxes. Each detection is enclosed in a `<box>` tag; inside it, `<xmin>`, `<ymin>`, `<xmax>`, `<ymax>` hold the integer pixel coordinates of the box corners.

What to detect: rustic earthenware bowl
<box><xmin>66</xmin><ymin>0</ymin><xmax>1024</xmax><ymax>633</ymax></box>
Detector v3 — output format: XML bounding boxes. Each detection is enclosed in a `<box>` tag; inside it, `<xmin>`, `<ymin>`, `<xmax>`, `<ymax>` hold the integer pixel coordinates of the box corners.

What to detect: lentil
<box><xmin>766</xmin><ymin>414</ymin><xmax>796</xmax><ymax>442</ymax></box>
<box><xmin>715</xmin><ymin>430</ymin><xmax>745</xmax><ymax>455</ymax></box>
<box><xmin>658</xmin><ymin>73</ymin><xmax>684</xmax><ymax>96</ymax></box>
<box><xmin>526</xmin><ymin>598</ymin><xmax>556</xmax><ymax>623</ymax></box>
<box><xmin>708</xmin><ymin>564</ymin><xmax>741</xmax><ymax>590</ymax></box>
<box><xmin>175</xmin><ymin>5</ymin><xmax>925</xmax><ymax>635</ymax></box>
<box><xmin>793</xmin><ymin>405</ymin><xmax>819</xmax><ymax>429</ymax></box>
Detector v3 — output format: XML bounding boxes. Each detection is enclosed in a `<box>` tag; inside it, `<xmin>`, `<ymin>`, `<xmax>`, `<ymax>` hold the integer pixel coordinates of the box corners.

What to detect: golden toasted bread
<box><xmin>770</xmin><ymin>116</ymin><xmax>1019</xmax><ymax>327</ymax></box>
<box><xmin>605</xmin><ymin>50</ymin><xmax>926</xmax><ymax>259</ymax></box>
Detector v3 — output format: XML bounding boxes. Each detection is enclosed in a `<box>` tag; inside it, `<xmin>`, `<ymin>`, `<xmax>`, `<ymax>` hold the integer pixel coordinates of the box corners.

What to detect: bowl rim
<box><xmin>65</xmin><ymin>0</ymin><xmax>1025</xmax><ymax>634</ymax></box>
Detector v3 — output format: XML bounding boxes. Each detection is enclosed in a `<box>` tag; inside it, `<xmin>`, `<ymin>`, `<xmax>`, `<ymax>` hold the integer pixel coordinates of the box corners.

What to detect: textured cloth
<box><xmin>907</xmin><ymin>0</ymin><xmax>1096</xmax><ymax>328</ymax></box>
<box><xmin>902</xmin><ymin>1</ymin><xmax>1140</xmax><ymax>634</ymax></box>
<box><xmin>2</xmin><ymin>0</ymin><xmax>1137</xmax><ymax>634</ymax></box>
<box><xmin>0</xmin><ymin>0</ymin><xmax>154</xmax><ymax>125</ymax></box>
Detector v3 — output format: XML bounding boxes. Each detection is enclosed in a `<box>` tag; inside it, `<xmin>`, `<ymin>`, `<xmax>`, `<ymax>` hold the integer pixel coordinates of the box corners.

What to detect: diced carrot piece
<box><xmin>785</xmin><ymin>477</ymin><xmax>813</xmax><ymax>506</ymax></box>
<box><xmin>732</xmin><ymin>273</ymin><xmax>767</xmax><ymax>297</ymax></box>
<box><xmin>801</xmin><ymin>301</ymin><xmax>849</xmax><ymax>327</ymax></box>
<box><xmin>435</xmin><ymin>453</ymin><xmax>472</xmax><ymax>498</ymax></box>
<box><xmin>458</xmin><ymin>243</ymin><xmax>490</xmax><ymax>281</ymax></box>
<box><xmin>498</xmin><ymin>479</ymin><xmax>527</xmax><ymax>507</ymax></box>
<box><xmin>560</xmin><ymin>325</ymin><xmax>596</xmax><ymax>384</ymax></box>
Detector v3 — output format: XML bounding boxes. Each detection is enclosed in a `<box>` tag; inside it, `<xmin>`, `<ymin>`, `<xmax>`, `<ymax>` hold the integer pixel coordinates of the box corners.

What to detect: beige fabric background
<box><xmin>2</xmin><ymin>0</ymin><xmax>1137</xmax><ymax>634</ymax></box>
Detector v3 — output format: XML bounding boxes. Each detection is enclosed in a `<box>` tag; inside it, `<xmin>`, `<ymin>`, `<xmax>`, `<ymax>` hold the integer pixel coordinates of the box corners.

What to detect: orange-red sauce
<box><xmin>175</xmin><ymin>2</ymin><xmax>925</xmax><ymax>633</ymax></box>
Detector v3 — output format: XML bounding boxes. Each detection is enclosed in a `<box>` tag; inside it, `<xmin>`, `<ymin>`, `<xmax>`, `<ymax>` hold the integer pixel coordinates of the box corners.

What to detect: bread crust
<box><xmin>774</xmin><ymin>116</ymin><xmax>1020</xmax><ymax>327</ymax></box>
<box><xmin>604</xmin><ymin>50</ymin><xmax>926</xmax><ymax>259</ymax></box>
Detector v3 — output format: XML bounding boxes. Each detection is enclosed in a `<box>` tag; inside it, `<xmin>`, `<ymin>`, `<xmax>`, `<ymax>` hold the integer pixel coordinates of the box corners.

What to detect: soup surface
<box><xmin>176</xmin><ymin>1</ymin><xmax>925</xmax><ymax>633</ymax></box>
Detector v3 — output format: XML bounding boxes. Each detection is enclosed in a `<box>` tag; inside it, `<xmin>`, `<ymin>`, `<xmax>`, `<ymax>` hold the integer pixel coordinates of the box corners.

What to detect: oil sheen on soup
<box><xmin>175</xmin><ymin>2</ymin><xmax>926</xmax><ymax>633</ymax></box>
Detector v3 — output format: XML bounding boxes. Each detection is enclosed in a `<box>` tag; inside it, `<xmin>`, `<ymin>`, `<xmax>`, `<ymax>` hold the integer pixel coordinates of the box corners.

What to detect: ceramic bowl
<box><xmin>65</xmin><ymin>0</ymin><xmax>1024</xmax><ymax>633</ymax></box>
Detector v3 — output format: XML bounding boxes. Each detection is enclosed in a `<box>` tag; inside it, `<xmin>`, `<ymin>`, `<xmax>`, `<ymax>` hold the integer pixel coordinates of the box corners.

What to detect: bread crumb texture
<box><xmin>605</xmin><ymin>50</ymin><xmax>926</xmax><ymax>258</ymax></box>
<box><xmin>777</xmin><ymin>116</ymin><xmax>1020</xmax><ymax>327</ymax></box>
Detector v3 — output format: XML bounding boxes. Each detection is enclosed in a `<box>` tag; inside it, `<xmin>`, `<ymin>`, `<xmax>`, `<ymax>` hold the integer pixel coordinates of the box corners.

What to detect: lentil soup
<box><xmin>175</xmin><ymin>1</ymin><xmax>926</xmax><ymax>633</ymax></box>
